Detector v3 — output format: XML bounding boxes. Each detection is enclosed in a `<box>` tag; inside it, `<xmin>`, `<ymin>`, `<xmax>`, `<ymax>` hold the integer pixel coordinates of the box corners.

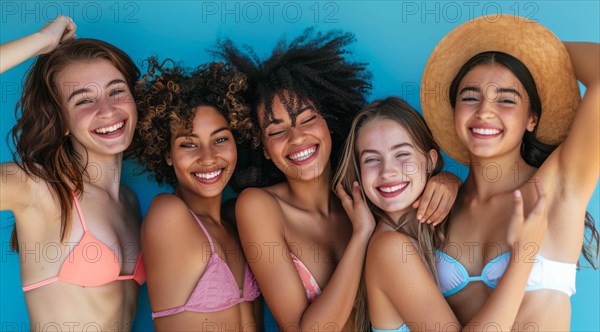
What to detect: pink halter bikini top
<box><xmin>152</xmin><ymin>211</ymin><xmax>261</xmax><ymax>318</ymax></box>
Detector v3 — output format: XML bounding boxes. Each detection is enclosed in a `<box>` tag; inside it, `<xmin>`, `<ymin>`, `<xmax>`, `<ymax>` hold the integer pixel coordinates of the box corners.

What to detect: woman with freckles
<box><xmin>1</xmin><ymin>18</ymin><xmax>144</xmax><ymax>330</ymax></box>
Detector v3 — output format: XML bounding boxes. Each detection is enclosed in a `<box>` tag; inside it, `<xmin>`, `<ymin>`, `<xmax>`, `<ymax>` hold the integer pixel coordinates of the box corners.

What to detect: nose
<box><xmin>288</xmin><ymin>126</ymin><xmax>306</xmax><ymax>145</ymax></box>
<box><xmin>96</xmin><ymin>98</ymin><xmax>117</xmax><ymax>118</ymax></box>
<box><xmin>475</xmin><ymin>100</ymin><xmax>496</xmax><ymax>120</ymax></box>
<box><xmin>381</xmin><ymin>158</ymin><xmax>400</xmax><ymax>179</ymax></box>
<box><xmin>197</xmin><ymin>145</ymin><xmax>217</xmax><ymax>165</ymax></box>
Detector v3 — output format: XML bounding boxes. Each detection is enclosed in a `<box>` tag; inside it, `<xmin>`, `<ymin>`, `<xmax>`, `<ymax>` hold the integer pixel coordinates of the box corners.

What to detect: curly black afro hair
<box><xmin>215</xmin><ymin>28</ymin><xmax>372</xmax><ymax>191</ymax></box>
<box><xmin>133</xmin><ymin>58</ymin><xmax>252</xmax><ymax>187</ymax></box>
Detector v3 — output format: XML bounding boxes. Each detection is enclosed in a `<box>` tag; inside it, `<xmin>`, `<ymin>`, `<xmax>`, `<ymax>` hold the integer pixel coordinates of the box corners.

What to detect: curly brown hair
<box><xmin>133</xmin><ymin>58</ymin><xmax>252</xmax><ymax>187</ymax></box>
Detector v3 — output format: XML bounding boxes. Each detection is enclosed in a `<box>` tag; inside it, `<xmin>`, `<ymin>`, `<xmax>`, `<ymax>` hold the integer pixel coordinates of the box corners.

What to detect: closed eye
<box><xmin>109</xmin><ymin>89</ymin><xmax>125</xmax><ymax>97</ymax></box>
<box><xmin>75</xmin><ymin>99</ymin><xmax>93</xmax><ymax>106</ymax></box>
<box><xmin>267</xmin><ymin>130</ymin><xmax>284</xmax><ymax>137</ymax></box>
<box><xmin>301</xmin><ymin>115</ymin><xmax>317</xmax><ymax>125</ymax></box>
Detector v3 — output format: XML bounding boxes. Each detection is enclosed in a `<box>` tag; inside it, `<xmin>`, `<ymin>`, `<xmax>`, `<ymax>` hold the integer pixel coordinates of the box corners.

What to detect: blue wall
<box><xmin>1</xmin><ymin>1</ymin><xmax>598</xmax><ymax>331</ymax></box>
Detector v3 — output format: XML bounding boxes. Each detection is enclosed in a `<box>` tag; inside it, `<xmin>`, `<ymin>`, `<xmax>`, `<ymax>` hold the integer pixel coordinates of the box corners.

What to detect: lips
<box><xmin>93</xmin><ymin>121</ymin><xmax>125</xmax><ymax>136</ymax></box>
<box><xmin>286</xmin><ymin>145</ymin><xmax>319</xmax><ymax>165</ymax></box>
<box><xmin>469</xmin><ymin>126</ymin><xmax>503</xmax><ymax>139</ymax></box>
<box><xmin>376</xmin><ymin>182</ymin><xmax>409</xmax><ymax>198</ymax></box>
<box><xmin>192</xmin><ymin>168</ymin><xmax>224</xmax><ymax>184</ymax></box>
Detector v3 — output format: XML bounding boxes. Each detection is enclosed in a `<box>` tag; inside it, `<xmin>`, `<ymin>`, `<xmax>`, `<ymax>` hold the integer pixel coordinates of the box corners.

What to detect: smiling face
<box><xmin>357</xmin><ymin>118</ymin><xmax>437</xmax><ymax>221</ymax></box>
<box><xmin>57</xmin><ymin>59</ymin><xmax>137</xmax><ymax>159</ymax></box>
<box><xmin>259</xmin><ymin>93</ymin><xmax>332</xmax><ymax>182</ymax></box>
<box><xmin>453</xmin><ymin>64</ymin><xmax>538</xmax><ymax>161</ymax></box>
<box><xmin>167</xmin><ymin>106</ymin><xmax>237</xmax><ymax>199</ymax></box>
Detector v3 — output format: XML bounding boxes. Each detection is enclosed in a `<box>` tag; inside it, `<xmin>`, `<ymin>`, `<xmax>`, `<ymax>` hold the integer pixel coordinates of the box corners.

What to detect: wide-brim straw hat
<box><xmin>421</xmin><ymin>14</ymin><xmax>580</xmax><ymax>165</ymax></box>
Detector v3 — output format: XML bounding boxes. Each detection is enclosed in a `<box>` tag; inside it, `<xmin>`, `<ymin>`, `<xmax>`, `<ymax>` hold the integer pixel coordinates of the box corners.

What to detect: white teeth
<box><xmin>193</xmin><ymin>169</ymin><xmax>223</xmax><ymax>180</ymax></box>
<box><xmin>95</xmin><ymin>121</ymin><xmax>124</xmax><ymax>134</ymax></box>
<box><xmin>472</xmin><ymin>128</ymin><xmax>501</xmax><ymax>135</ymax></box>
<box><xmin>378</xmin><ymin>183</ymin><xmax>408</xmax><ymax>193</ymax></box>
<box><xmin>288</xmin><ymin>146</ymin><xmax>317</xmax><ymax>162</ymax></box>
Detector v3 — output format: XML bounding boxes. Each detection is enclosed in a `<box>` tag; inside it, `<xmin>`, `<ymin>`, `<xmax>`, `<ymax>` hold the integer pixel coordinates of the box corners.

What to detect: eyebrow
<box><xmin>459</xmin><ymin>86</ymin><xmax>522</xmax><ymax>99</ymax></box>
<box><xmin>265</xmin><ymin>106</ymin><xmax>316</xmax><ymax>127</ymax></box>
<box><xmin>174</xmin><ymin>127</ymin><xmax>230</xmax><ymax>139</ymax></box>
<box><xmin>360</xmin><ymin>142</ymin><xmax>414</xmax><ymax>158</ymax></box>
<box><xmin>68</xmin><ymin>79</ymin><xmax>128</xmax><ymax>102</ymax></box>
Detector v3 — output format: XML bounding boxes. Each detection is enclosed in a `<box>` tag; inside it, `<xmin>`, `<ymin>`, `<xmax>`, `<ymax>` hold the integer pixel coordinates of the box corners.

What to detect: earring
<box><xmin>263</xmin><ymin>147</ymin><xmax>270</xmax><ymax>160</ymax></box>
<box><xmin>65</xmin><ymin>130</ymin><xmax>70</xmax><ymax>136</ymax></box>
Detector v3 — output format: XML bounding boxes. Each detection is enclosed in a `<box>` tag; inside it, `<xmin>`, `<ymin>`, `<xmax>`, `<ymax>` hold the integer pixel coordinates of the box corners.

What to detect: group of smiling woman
<box><xmin>1</xmin><ymin>13</ymin><xmax>598</xmax><ymax>332</ymax></box>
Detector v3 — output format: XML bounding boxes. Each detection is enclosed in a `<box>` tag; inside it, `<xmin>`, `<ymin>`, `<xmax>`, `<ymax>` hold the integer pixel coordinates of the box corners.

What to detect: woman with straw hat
<box><xmin>421</xmin><ymin>14</ymin><xmax>599</xmax><ymax>330</ymax></box>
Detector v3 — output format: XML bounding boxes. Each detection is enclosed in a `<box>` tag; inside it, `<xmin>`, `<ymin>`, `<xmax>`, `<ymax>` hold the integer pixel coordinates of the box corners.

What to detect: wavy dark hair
<box><xmin>332</xmin><ymin>97</ymin><xmax>446</xmax><ymax>331</ymax></box>
<box><xmin>214</xmin><ymin>28</ymin><xmax>372</xmax><ymax>191</ymax></box>
<box><xmin>9</xmin><ymin>38</ymin><xmax>139</xmax><ymax>251</ymax></box>
<box><xmin>449</xmin><ymin>51</ymin><xmax>598</xmax><ymax>268</ymax></box>
<box><xmin>133</xmin><ymin>58</ymin><xmax>251</xmax><ymax>187</ymax></box>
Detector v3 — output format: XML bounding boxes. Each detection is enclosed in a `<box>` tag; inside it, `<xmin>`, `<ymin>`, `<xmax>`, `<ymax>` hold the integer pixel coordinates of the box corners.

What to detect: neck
<box><xmin>286</xmin><ymin>164</ymin><xmax>336</xmax><ymax>215</ymax></box>
<box><xmin>465</xmin><ymin>151</ymin><xmax>536</xmax><ymax>199</ymax></box>
<box><xmin>82</xmin><ymin>153</ymin><xmax>124</xmax><ymax>199</ymax></box>
<box><xmin>176</xmin><ymin>187</ymin><xmax>223</xmax><ymax>225</ymax></box>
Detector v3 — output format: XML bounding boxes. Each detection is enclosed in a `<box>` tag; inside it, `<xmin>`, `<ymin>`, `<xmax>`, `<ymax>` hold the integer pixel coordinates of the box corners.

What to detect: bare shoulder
<box><xmin>367</xmin><ymin>229</ymin><xmax>426</xmax><ymax>278</ymax></box>
<box><xmin>236</xmin><ymin>187</ymin><xmax>283</xmax><ymax>223</ymax></box>
<box><xmin>369</xmin><ymin>229</ymin><xmax>417</xmax><ymax>258</ymax></box>
<box><xmin>142</xmin><ymin>193</ymin><xmax>196</xmax><ymax>239</ymax></box>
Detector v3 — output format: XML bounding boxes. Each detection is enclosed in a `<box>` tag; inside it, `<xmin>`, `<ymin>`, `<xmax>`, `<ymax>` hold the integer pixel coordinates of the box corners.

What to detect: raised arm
<box><xmin>236</xmin><ymin>186</ymin><xmax>374</xmax><ymax>331</ymax></box>
<box><xmin>551</xmin><ymin>42</ymin><xmax>600</xmax><ymax>199</ymax></box>
<box><xmin>0</xmin><ymin>15</ymin><xmax>76</xmax><ymax>74</ymax></box>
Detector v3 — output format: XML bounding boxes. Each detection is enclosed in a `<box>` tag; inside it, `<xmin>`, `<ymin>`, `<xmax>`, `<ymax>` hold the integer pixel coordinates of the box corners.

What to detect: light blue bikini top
<box><xmin>436</xmin><ymin>250</ymin><xmax>576</xmax><ymax>297</ymax></box>
<box><xmin>372</xmin><ymin>324</ymin><xmax>410</xmax><ymax>332</ymax></box>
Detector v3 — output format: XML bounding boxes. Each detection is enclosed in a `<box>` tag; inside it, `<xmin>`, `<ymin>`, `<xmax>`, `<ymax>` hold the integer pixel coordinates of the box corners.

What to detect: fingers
<box><xmin>506</xmin><ymin>189</ymin><xmax>524</xmax><ymax>246</ymax></box>
<box><xmin>350</xmin><ymin>181</ymin><xmax>363</xmax><ymax>204</ymax></box>
<box><xmin>416</xmin><ymin>185</ymin><xmax>434</xmax><ymax>222</ymax></box>
<box><xmin>61</xmin><ymin>18</ymin><xmax>77</xmax><ymax>42</ymax></box>
<box><xmin>525</xmin><ymin>180</ymin><xmax>548</xmax><ymax>225</ymax></box>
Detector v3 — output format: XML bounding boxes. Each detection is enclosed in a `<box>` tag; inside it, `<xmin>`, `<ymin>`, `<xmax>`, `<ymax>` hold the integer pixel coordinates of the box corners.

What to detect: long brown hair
<box><xmin>332</xmin><ymin>97</ymin><xmax>446</xmax><ymax>330</ymax></box>
<box><xmin>10</xmin><ymin>38</ymin><xmax>139</xmax><ymax>251</ymax></box>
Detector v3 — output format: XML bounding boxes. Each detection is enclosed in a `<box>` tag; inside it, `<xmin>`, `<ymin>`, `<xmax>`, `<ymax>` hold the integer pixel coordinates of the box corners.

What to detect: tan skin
<box><xmin>1</xmin><ymin>59</ymin><xmax>141</xmax><ymax>330</ymax></box>
<box><xmin>443</xmin><ymin>42</ymin><xmax>599</xmax><ymax>331</ymax></box>
<box><xmin>1</xmin><ymin>15</ymin><xmax>76</xmax><ymax>74</ymax></box>
<box><xmin>358</xmin><ymin>119</ymin><xmax>548</xmax><ymax>331</ymax></box>
<box><xmin>236</xmin><ymin>94</ymin><xmax>459</xmax><ymax>331</ymax></box>
<box><xmin>143</xmin><ymin>106</ymin><xmax>259</xmax><ymax>331</ymax></box>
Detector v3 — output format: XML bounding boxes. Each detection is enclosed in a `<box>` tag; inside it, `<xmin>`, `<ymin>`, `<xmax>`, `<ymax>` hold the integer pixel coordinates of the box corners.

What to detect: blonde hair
<box><xmin>332</xmin><ymin>97</ymin><xmax>447</xmax><ymax>330</ymax></box>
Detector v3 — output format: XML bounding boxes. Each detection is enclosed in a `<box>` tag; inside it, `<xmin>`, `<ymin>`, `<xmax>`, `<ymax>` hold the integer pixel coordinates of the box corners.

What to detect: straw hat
<box><xmin>421</xmin><ymin>14</ymin><xmax>580</xmax><ymax>165</ymax></box>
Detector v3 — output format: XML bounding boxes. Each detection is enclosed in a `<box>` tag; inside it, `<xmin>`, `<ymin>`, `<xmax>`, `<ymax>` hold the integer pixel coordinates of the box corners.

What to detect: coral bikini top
<box><xmin>22</xmin><ymin>193</ymin><xmax>145</xmax><ymax>292</ymax></box>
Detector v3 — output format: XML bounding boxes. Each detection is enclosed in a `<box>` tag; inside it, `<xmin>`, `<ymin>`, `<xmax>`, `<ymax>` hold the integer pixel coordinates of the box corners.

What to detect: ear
<box><xmin>427</xmin><ymin>149</ymin><xmax>439</xmax><ymax>173</ymax></box>
<box><xmin>165</xmin><ymin>153</ymin><xmax>173</xmax><ymax>166</ymax></box>
<box><xmin>526</xmin><ymin>113</ymin><xmax>539</xmax><ymax>132</ymax></box>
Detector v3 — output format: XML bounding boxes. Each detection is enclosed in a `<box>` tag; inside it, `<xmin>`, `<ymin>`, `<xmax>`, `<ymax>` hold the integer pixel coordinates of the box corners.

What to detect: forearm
<box><xmin>564</xmin><ymin>42</ymin><xmax>600</xmax><ymax>88</ymax></box>
<box><xmin>297</xmin><ymin>233</ymin><xmax>370</xmax><ymax>331</ymax></box>
<box><xmin>0</xmin><ymin>32</ymin><xmax>49</xmax><ymax>74</ymax></box>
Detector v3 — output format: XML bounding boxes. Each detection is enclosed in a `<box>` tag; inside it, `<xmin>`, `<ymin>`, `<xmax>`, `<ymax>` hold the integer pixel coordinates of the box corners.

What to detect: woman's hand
<box><xmin>412</xmin><ymin>171</ymin><xmax>461</xmax><ymax>226</ymax></box>
<box><xmin>336</xmin><ymin>182</ymin><xmax>376</xmax><ymax>239</ymax></box>
<box><xmin>37</xmin><ymin>15</ymin><xmax>77</xmax><ymax>55</ymax></box>
<box><xmin>506</xmin><ymin>180</ymin><xmax>548</xmax><ymax>258</ymax></box>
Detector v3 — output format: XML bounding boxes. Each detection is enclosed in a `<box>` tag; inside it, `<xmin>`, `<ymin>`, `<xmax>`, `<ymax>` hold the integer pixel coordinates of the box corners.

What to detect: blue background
<box><xmin>1</xmin><ymin>1</ymin><xmax>598</xmax><ymax>331</ymax></box>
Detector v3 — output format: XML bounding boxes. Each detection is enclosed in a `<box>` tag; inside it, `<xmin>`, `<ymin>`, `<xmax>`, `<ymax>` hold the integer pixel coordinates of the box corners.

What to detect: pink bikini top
<box><xmin>152</xmin><ymin>211</ymin><xmax>261</xmax><ymax>318</ymax></box>
<box><xmin>290</xmin><ymin>253</ymin><xmax>322</xmax><ymax>302</ymax></box>
<box><xmin>22</xmin><ymin>193</ymin><xmax>145</xmax><ymax>292</ymax></box>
